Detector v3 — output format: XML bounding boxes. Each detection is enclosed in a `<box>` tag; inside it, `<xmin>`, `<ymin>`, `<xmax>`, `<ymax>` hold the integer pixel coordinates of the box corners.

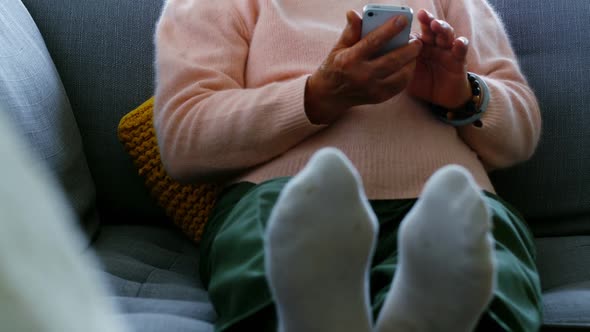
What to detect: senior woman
<box><xmin>154</xmin><ymin>0</ymin><xmax>542</xmax><ymax>331</ymax></box>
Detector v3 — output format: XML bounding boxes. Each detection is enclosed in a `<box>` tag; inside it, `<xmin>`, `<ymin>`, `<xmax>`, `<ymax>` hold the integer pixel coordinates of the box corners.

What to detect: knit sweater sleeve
<box><xmin>443</xmin><ymin>0</ymin><xmax>542</xmax><ymax>170</ymax></box>
<box><xmin>154</xmin><ymin>0</ymin><xmax>323</xmax><ymax>182</ymax></box>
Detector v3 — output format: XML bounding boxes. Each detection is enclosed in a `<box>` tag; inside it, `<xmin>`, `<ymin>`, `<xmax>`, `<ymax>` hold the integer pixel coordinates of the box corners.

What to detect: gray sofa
<box><xmin>6</xmin><ymin>0</ymin><xmax>590</xmax><ymax>331</ymax></box>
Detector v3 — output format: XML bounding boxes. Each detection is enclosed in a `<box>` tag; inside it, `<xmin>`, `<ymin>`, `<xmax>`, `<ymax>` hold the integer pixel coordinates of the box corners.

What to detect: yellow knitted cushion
<box><xmin>117</xmin><ymin>97</ymin><xmax>221</xmax><ymax>242</ymax></box>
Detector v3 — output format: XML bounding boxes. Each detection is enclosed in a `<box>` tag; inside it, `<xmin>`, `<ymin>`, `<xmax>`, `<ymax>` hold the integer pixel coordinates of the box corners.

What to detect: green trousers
<box><xmin>199</xmin><ymin>178</ymin><xmax>543</xmax><ymax>332</ymax></box>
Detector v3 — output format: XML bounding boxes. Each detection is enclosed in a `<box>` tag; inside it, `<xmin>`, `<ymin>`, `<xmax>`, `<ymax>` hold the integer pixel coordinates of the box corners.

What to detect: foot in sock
<box><xmin>265</xmin><ymin>147</ymin><xmax>378</xmax><ymax>332</ymax></box>
<box><xmin>0</xmin><ymin>113</ymin><xmax>128</xmax><ymax>332</ymax></box>
<box><xmin>375</xmin><ymin>165</ymin><xmax>496</xmax><ymax>332</ymax></box>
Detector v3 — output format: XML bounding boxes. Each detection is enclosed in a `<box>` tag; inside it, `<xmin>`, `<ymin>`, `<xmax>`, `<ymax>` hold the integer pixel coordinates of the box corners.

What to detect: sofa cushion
<box><xmin>21</xmin><ymin>0</ymin><xmax>167</xmax><ymax>223</ymax></box>
<box><xmin>542</xmin><ymin>281</ymin><xmax>590</xmax><ymax>328</ymax></box>
<box><xmin>535</xmin><ymin>236</ymin><xmax>590</xmax><ymax>327</ymax></box>
<box><xmin>0</xmin><ymin>0</ymin><xmax>99</xmax><ymax>241</ymax></box>
<box><xmin>535</xmin><ymin>236</ymin><xmax>590</xmax><ymax>292</ymax></box>
<box><xmin>91</xmin><ymin>225</ymin><xmax>216</xmax><ymax>332</ymax></box>
<box><xmin>487</xmin><ymin>0</ymin><xmax>590</xmax><ymax>235</ymax></box>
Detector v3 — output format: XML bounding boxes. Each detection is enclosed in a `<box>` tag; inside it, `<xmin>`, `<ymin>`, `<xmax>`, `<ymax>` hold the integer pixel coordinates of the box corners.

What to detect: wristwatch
<box><xmin>431</xmin><ymin>72</ymin><xmax>489</xmax><ymax>127</ymax></box>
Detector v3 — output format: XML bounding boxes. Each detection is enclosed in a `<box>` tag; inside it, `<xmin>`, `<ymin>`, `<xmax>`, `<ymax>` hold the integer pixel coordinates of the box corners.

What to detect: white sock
<box><xmin>375</xmin><ymin>165</ymin><xmax>496</xmax><ymax>332</ymax></box>
<box><xmin>0</xmin><ymin>113</ymin><xmax>129</xmax><ymax>332</ymax></box>
<box><xmin>265</xmin><ymin>147</ymin><xmax>378</xmax><ymax>332</ymax></box>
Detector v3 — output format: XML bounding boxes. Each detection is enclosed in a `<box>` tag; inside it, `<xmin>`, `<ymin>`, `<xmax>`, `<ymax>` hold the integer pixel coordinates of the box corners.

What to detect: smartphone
<box><xmin>361</xmin><ymin>4</ymin><xmax>414</xmax><ymax>57</ymax></box>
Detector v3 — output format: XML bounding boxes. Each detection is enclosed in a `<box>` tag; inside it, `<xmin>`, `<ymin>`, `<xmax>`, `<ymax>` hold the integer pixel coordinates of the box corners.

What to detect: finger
<box><xmin>452</xmin><ymin>36</ymin><xmax>470</xmax><ymax>62</ymax></box>
<box><xmin>431</xmin><ymin>19</ymin><xmax>455</xmax><ymax>49</ymax></box>
<box><xmin>417</xmin><ymin>9</ymin><xmax>436</xmax><ymax>45</ymax></box>
<box><xmin>411</xmin><ymin>32</ymin><xmax>429</xmax><ymax>46</ymax></box>
<box><xmin>379</xmin><ymin>60</ymin><xmax>417</xmax><ymax>91</ymax></box>
<box><xmin>371</xmin><ymin>38</ymin><xmax>422</xmax><ymax>78</ymax></box>
<box><xmin>335</xmin><ymin>10</ymin><xmax>363</xmax><ymax>49</ymax></box>
<box><xmin>351</xmin><ymin>15</ymin><xmax>409</xmax><ymax>60</ymax></box>
<box><xmin>416</xmin><ymin>9</ymin><xmax>434</xmax><ymax>26</ymax></box>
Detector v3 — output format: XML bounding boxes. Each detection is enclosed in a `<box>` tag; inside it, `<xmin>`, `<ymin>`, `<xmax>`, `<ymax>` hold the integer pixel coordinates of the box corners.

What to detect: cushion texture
<box><xmin>0</xmin><ymin>0</ymin><xmax>98</xmax><ymax>240</ymax></box>
<box><xmin>535</xmin><ymin>236</ymin><xmax>590</xmax><ymax>327</ymax></box>
<box><xmin>535</xmin><ymin>236</ymin><xmax>590</xmax><ymax>292</ymax></box>
<box><xmin>21</xmin><ymin>0</ymin><xmax>167</xmax><ymax>222</ymax></box>
<box><xmin>542</xmin><ymin>281</ymin><xmax>590</xmax><ymax>328</ymax></box>
<box><xmin>118</xmin><ymin>98</ymin><xmax>220</xmax><ymax>242</ymax></box>
<box><xmin>92</xmin><ymin>225</ymin><xmax>216</xmax><ymax>332</ymax></box>
<box><xmin>487</xmin><ymin>0</ymin><xmax>590</xmax><ymax>234</ymax></box>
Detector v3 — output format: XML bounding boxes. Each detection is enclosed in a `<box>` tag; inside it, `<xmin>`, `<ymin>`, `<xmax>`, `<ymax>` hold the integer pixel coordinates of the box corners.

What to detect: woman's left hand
<box><xmin>407</xmin><ymin>9</ymin><xmax>472</xmax><ymax>109</ymax></box>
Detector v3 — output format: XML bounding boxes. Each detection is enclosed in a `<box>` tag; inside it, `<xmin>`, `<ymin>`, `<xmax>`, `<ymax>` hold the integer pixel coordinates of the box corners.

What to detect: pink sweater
<box><xmin>154</xmin><ymin>0</ymin><xmax>541</xmax><ymax>199</ymax></box>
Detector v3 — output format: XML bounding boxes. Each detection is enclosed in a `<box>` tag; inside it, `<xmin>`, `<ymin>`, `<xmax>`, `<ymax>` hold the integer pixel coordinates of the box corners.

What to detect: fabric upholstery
<box><xmin>487</xmin><ymin>0</ymin><xmax>590</xmax><ymax>233</ymax></box>
<box><xmin>0</xmin><ymin>0</ymin><xmax>99</xmax><ymax>241</ymax></box>
<box><xmin>91</xmin><ymin>225</ymin><xmax>216</xmax><ymax>331</ymax></box>
<box><xmin>542</xmin><ymin>281</ymin><xmax>590</xmax><ymax>328</ymax></box>
<box><xmin>535</xmin><ymin>236</ymin><xmax>590</xmax><ymax>292</ymax></box>
<box><xmin>535</xmin><ymin>236</ymin><xmax>590</xmax><ymax>327</ymax></box>
<box><xmin>20</xmin><ymin>0</ymin><xmax>167</xmax><ymax>222</ymax></box>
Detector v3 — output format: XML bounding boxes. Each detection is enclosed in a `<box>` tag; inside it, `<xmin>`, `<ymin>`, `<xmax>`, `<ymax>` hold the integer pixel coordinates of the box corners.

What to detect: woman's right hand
<box><xmin>305</xmin><ymin>10</ymin><xmax>423</xmax><ymax>125</ymax></box>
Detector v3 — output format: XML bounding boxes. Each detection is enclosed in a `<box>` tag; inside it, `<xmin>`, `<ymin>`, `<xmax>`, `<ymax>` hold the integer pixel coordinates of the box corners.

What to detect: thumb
<box><xmin>335</xmin><ymin>10</ymin><xmax>362</xmax><ymax>49</ymax></box>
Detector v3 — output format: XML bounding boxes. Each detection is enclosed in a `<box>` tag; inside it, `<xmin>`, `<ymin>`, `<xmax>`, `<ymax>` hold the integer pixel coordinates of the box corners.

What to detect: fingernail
<box><xmin>395</xmin><ymin>16</ymin><xmax>407</xmax><ymax>28</ymax></box>
<box><xmin>459</xmin><ymin>36</ymin><xmax>469</xmax><ymax>46</ymax></box>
